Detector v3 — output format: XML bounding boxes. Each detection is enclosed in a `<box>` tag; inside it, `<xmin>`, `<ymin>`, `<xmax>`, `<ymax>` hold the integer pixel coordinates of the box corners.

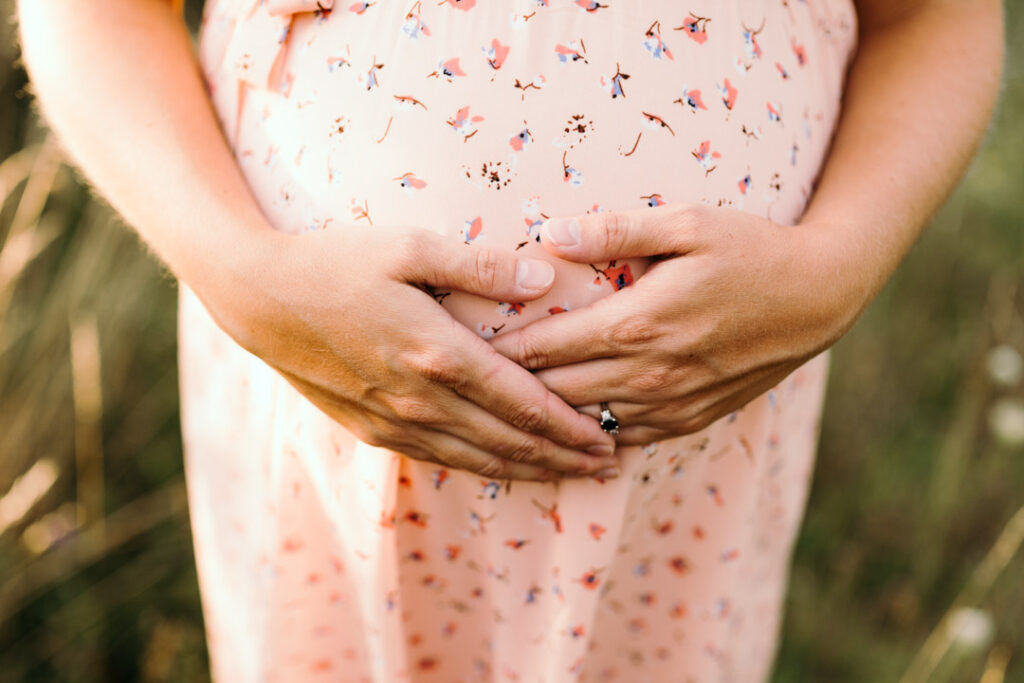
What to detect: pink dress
<box><xmin>180</xmin><ymin>1</ymin><xmax>857</xmax><ymax>680</ymax></box>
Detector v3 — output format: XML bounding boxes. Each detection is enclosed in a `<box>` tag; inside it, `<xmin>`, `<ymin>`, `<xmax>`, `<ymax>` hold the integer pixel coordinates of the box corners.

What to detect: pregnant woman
<box><xmin>17</xmin><ymin>0</ymin><xmax>1002</xmax><ymax>681</ymax></box>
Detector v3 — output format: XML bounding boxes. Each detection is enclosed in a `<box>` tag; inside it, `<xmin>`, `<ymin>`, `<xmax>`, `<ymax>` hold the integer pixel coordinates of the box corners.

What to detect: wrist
<box><xmin>788</xmin><ymin>218</ymin><xmax>878</xmax><ymax>350</ymax></box>
<box><xmin>179</xmin><ymin>216</ymin><xmax>293</xmax><ymax>355</ymax></box>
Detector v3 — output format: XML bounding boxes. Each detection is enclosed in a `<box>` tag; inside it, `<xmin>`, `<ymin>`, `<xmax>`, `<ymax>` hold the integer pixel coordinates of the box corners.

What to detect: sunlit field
<box><xmin>1</xmin><ymin>2</ymin><xmax>1022</xmax><ymax>681</ymax></box>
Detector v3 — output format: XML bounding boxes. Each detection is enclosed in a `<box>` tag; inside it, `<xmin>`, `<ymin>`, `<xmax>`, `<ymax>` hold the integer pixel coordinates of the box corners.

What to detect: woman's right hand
<box><xmin>203</xmin><ymin>223</ymin><xmax>621</xmax><ymax>482</ymax></box>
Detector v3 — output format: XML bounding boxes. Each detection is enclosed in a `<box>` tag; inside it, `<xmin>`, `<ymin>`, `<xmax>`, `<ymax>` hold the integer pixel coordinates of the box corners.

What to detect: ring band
<box><xmin>599</xmin><ymin>402</ymin><xmax>620</xmax><ymax>435</ymax></box>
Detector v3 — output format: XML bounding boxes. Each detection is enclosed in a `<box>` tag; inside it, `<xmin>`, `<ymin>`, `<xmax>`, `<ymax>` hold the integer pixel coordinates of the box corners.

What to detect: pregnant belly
<box><xmin>199</xmin><ymin>0</ymin><xmax>856</xmax><ymax>337</ymax></box>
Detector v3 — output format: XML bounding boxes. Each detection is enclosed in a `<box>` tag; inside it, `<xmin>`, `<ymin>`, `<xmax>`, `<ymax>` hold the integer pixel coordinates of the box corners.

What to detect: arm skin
<box><xmin>488</xmin><ymin>0</ymin><xmax>1005</xmax><ymax>445</ymax></box>
<box><xmin>15</xmin><ymin>0</ymin><xmax>623</xmax><ymax>480</ymax></box>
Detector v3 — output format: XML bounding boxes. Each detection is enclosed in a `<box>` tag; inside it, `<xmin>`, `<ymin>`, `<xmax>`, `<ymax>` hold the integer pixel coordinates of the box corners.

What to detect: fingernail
<box><xmin>587</xmin><ymin>443</ymin><xmax>615</xmax><ymax>458</ymax></box>
<box><xmin>544</xmin><ymin>217</ymin><xmax>580</xmax><ymax>247</ymax></box>
<box><xmin>516</xmin><ymin>258</ymin><xmax>555</xmax><ymax>290</ymax></box>
<box><xmin>593</xmin><ymin>467</ymin><xmax>620</xmax><ymax>479</ymax></box>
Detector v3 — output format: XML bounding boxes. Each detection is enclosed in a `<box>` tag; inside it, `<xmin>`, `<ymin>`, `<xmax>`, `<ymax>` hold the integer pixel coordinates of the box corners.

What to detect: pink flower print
<box><xmin>547</xmin><ymin>303</ymin><xmax>570</xmax><ymax>315</ymax></box>
<box><xmin>670</xmin><ymin>602</ymin><xmax>687</xmax><ymax>619</ymax></box>
<box><xmin>513</xmin><ymin>74</ymin><xmax>546</xmax><ymax>99</ymax></box>
<box><xmin>717</xmin><ymin>78</ymin><xmax>738</xmax><ymax>110</ymax></box>
<box><xmin>720</xmin><ymin>548</ymin><xmax>740</xmax><ymax>562</ymax></box>
<box><xmin>525</xmin><ymin>584</ymin><xmax>543</xmax><ymax>604</ymax></box>
<box><xmin>402</xmin><ymin>3</ymin><xmax>430</xmax><ymax>38</ymax></box>
<box><xmin>393</xmin><ymin>94</ymin><xmax>427</xmax><ymax>112</ymax></box>
<box><xmin>442</xmin><ymin>0</ymin><xmax>475</xmax><ymax>10</ymax></box>
<box><xmin>532</xmin><ymin>498</ymin><xmax>563</xmax><ymax>533</ymax></box>
<box><xmin>691</xmin><ymin>140</ymin><xmax>721</xmax><ymax>175</ymax></box>
<box><xmin>792</xmin><ymin>38</ymin><xmax>807</xmax><ymax>66</ymax></box>
<box><xmin>742</xmin><ymin>20</ymin><xmax>765</xmax><ymax>62</ymax></box>
<box><xmin>644</xmin><ymin>193</ymin><xmax>667</xmax><ymax>207</ymax></box>
<box><xmin>364</xmin><ymin>57</ymin><xmax>384</xmax><ymax>89</ymax></box>
<box><xmin>574</xmin><ymin>0</ymin><xmax>607</xmax><ymax>12</ymax></box>
<box><xmin>505</xmin><ymin>538</ymin><xmax>530</xmax><ymax>550</ymax></box>
<box><xmin>509</xmin><ymin>127</ymin><xmax>533</xmax><ymax>152</ymax></box>
<box><xmin>667</xmin><ymin>555</ymin><xmax>691</xmax><ymax>576</ymax></box>
<box><xmin>460</xmin><ymin>216</ymin><xmax>484</xmax><ymax>243</ymax></box>
<box><xmin>643</xmin><ymin>20</ymin><xmax>674</xmax><ymax>60</ymax></box>
<box><xmin>444</xmin><ymin>544</ymin><xmax>461</xmax><ymax>561</ymax></box>
<box><xmin>405</xmin><ymin>510</ymin><xmax>428</xmax><ymax>528</ymax></box>
<box><xmin>348</xmin><ymin>1</ymin><xmax>373</xmax><ymax>13</ymax></box>
<box><xmin>677</xmin><ymin>13</ymin><xmax>710</xmax><ymax>44</ymax></box>
<box><xmin>394</xmin><ymin>172</ymin><xmax>427</xmax><ymax>189</ymax></box>
<box><xmin>706</xmin><ymin>484</ymin><xmax>724</xmax><ymax>506</ymax></box>
<box><xmin>776</xmin><ymin>61</ymin><xmax>790</xmax><ymax>79</ymax></box>
<box><xmin>600</xmin><ymin>62</ymin><xmax>630</xmax><ymax>98</ymax></box>
<box><xmin>481</xmin><ymin>481</ymin><xmax>501</xmax><ymax>499</ymax></box>
<box><xmin>555</xmin><ymin>40</ymin><xmax>587</xmax><ymax>64</ymax></box>
<box><xmin>767</xmin><ymin>100</ymin><xmax>782</xmax><ymax>123</ymax></box>
<box><xmin>428</xmin><ymin>57</ymin><xmax>467</xmax><ymax>81</ymax></box>
<box><xmin>568</xmin><ymin>624</ymin><xmax>586</xmax><ymax>638</ymax></box>
<box><xmin>737</xmin><ymin>172</ymin><xmax>752</xmax><ymax>195</ymax></box>
<box><xmin>469</xmin><ymin>510</ymin><xmax>494</xmax><ymax>534</ymax></box>
<box><xmin>575</xmin><ymin>568</ymin><xmax>603</xmax><ymax>590</ymax></box>
<box><xmin>498</xmin><ymin>301</ymin><xmax>525</xmax><ymax>316</ymax></box>
<box><xmin>349</xmin><ymin>198</ymin><xmax>371</xmax><ymax>225</ymax></box>
<box><xmin>432</xmin><ymin>468</ymin><xmax>449</xmax><ymax>489</ymax></box>
<box><xmin>589</xmin><ymin>523</ymin><xmax>606</xmax><ymax>540</ymax></box>
<box><xmin>326</xmin><ymin>55</ymin><xmax>349</xmax><ymax>72</ymax></box>
<box><xmin>448</xmin><ymin>105</ymin><xmax>484</xmax><ymax>140</ymax></box>
<box><xmin>517</xmin><ymin>216</ymin><xmax>543</xmax><ymax>247</ymax></box>
<box><xmin>561</xmin><ymin>151</ymin><xmax>584</xmax><ymax>186</ymax></box>
<box><xmin>483</xmin><ymin>38</ymin><xmax>510</xmax><ymax>69</ymax></box>
<box><xmin>677</xmin><ymin>86</ymin><xmax>707</xmax><ymax>112</ymax></box>
<box><xmin>589</xmin><ymin>260</ymin><xmax>634</xmax><ymax>290</ymax></box>
<box><xmin>643</xmin><ymin>111</ymin><xmax>675</xmax><ymax>135</ymax></box>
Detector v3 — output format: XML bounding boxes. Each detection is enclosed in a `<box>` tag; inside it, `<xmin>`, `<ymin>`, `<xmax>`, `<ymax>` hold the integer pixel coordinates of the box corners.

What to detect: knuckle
<box><xmin>394</xmin><ymin>231</ymin><xmax>429</xmax><ymax>274</ymax></box>
<box><xmin>471</xmin><ymin>247</ymin><xmax>503</xmax><ymax>293</ymax></box>
<box><xmin>606</xmin><ymin>314</ymin><xmax>660</xmax><ymax>350</ymax></box>
<box><xmin>476</xmin><ymin>457</ymin><xmax>509</xmax><ymax>480</ymax></box>
<box><xmin>511</xmin><ymin>333</ymin><xmax>550</xmax><ymax>370</ymax></box>
<box><xmin>507</xmin><ymin>399</ymin><xmax>548</xmax><ymax>435</ymax></box>
<box><xmin>594</xmin><ymin>210</ymin><xmax>631</xmax><ymax>255</ymax></box>
<box><xmin>403</xmin><ymin>348</ymin><xmax>463</xmax><ymax>387</ymax></box>
<box><xmin>670</xmin><ymin>202</ymin><xmax>707</xmax><ymax>240</ymax></box>
<box><xmin>387</xmin><ymin>394</ymin><xmax>441</xmax><ymax>425</ymax></box>
<box><xmin>626</xmin><ymin>364</ymin><xmax>674</xmax><ymax>393</ymax></box>
<box><xmin>504</xmin><ymin>436</ymin><xmax>542</xmax><ymax>465</ymax></box>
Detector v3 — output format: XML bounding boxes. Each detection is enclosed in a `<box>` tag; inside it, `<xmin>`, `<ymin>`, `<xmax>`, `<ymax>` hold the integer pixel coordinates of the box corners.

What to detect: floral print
<box><xmin>179</xmin><ymin>0</ymin><xmax>857</xmax><ymax>680</ymax></box>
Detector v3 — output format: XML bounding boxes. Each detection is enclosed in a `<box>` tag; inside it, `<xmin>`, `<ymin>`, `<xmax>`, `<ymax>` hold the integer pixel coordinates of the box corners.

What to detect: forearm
<box><xmin>16</xmin><ymin>0</ymin><xmax>280</xmax><ymax>310</ymax></box>
<box><xmin>799</xmin><ymin>0</ymin><xmax>1004</xmax><ymax>338</ymax></box>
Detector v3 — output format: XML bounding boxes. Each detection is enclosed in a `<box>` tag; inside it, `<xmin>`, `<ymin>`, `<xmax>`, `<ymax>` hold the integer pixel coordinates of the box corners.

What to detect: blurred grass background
<box><xmin>0</xmin><ymin>1</ymin><xmax>1022</xmax><ymax>681</ymax></box>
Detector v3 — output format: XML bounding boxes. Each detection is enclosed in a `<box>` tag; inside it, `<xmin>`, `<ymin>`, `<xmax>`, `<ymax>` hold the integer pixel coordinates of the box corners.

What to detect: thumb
<box><xmin>400</xmin><ymin>230</ymin><xmax>556</xmax><ymax>301</ymax></box>
<box><xmin>540</xmin><ymin>202</ymin><xmax>699</xmax><ymax>262</ymax></box>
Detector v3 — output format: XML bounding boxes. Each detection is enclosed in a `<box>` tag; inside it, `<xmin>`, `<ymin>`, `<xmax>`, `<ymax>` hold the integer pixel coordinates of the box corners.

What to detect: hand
<box><xmin>488</xmin><ymin>202</ymin><xmax>864</xmax><ymax>446</ymax></box>
<box><xmin>201</xmin><ymin>224</ymin><xmax>620</xmax><ymax>481</ymax></box>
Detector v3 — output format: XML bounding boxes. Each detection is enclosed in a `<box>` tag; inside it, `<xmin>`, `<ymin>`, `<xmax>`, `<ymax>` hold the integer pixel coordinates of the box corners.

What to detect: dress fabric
<box><xmin>179</xmin><ymin>1</ymin><xmax>857</xmax><ymax>681</ymax></box>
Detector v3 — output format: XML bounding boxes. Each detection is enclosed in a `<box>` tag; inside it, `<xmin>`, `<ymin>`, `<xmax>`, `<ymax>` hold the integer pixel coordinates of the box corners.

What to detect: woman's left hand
<box><xmin>488</xmin><ymin>202</ymin><xmax>868</xmax><ymax>446</ymax></box>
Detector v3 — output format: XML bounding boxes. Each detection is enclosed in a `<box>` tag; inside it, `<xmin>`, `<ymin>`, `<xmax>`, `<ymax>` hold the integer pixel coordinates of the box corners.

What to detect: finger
<box><xmin>278</xmin><ymin>367</ymin><xmax>613</xmax><ymax>480</ymax></box>
<box><xmin>397</xmin><ymin>434</ymin><xmax>563</xmax><ymax>483</ymax></box>
<box><xmin>441</xmin><ymin>329</ymin><xmax>618</xmax><ymax>456</ymax></box>
<box><xmin>539</xmin><ymin>202</ymin><xmax>706</xmax><ymax>263</ymax></box>
<box><xmin>434</xmin><ymin>390</ymin><xmax>622</xmax><ymax>475</ymax></box>
<box><xmin>488</xmin><ymin>291</ymin><xmax>645</xmax><ymax>370</ymax></box>
<box><xmin>398</xmin><ymin>228</ymin><xmax>556</xmax><ymax>302</ymax></box>
<box><xmin>533</xmin><ymin>357</ymin><xmax>659</xmax><ymax>405</ymax></box>
<box><xmin>574</xmin><ymin>403</ymin><xmax>672</xmax><ymax>446</ymax></box>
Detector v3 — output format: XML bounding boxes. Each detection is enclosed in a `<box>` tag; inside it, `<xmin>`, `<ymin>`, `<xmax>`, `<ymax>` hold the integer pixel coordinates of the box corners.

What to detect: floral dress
<box><xmin>178</xmin><ymin>1</ymin><xmax>857</xmax><ymax>681</ymax></box>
